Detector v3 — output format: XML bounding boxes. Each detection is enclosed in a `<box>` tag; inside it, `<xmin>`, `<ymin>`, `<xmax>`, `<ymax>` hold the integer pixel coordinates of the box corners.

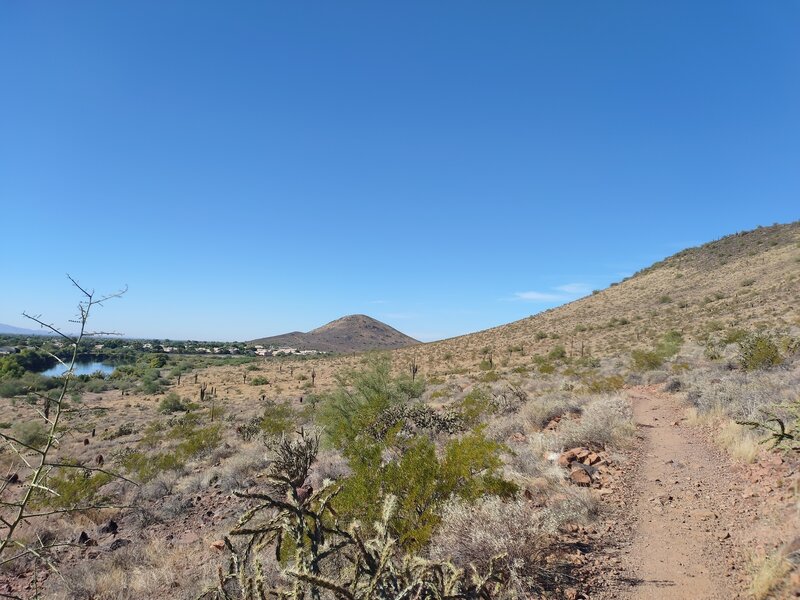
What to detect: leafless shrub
<box><xmin>430</xmin><ymin>494</ymin><xmax>591</xmax><ymax>596</ymax></box>
<box><xmin>518</xmin><ymin>392</ymin><xmax>582</xmax><ymax>430</ymax></box>
<box><xmin>683</xmin><ymin>360</ymin><xmax>800</xmax><ymax>420</ymax></box>
<box><xmin>556</xmin><ymin>394</ymin><xmax>634</xmax><ymax>449</ymax></box>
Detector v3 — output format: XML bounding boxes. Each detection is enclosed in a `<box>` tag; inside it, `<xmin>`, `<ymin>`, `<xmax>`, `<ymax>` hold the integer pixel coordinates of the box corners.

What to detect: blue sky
<box><xmin>1</xmin><ymin>2</ymin><xmax>798</xmax><ymax>342</ymax></box>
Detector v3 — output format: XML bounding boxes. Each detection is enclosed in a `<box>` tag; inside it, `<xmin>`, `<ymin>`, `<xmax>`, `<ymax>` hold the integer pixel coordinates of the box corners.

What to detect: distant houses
<box><xmin>253</xmin><ymin>345</ymin><xmax>325</xmax><ymax>357</ymax></box>
<box><xmin>0</xmin><ymin>346</ymin><xmax>19</xmax><ymax>355</ymax></box>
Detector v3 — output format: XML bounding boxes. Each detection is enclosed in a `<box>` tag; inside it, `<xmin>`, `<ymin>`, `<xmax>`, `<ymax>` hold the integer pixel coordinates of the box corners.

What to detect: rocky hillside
<box><xmin>250</xmin><ymin>314</ymin><xmax>419</xmax><ymax>353</ymax></box>
<box><xmin>392</xmin><ymin>221</ymin><xmax>800</xmax><ymax>369</ymax></box>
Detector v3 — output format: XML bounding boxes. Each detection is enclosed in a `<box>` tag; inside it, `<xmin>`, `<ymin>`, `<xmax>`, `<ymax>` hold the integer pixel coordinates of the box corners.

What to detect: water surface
<box><xmin>42</xmin><ymin>362</ymin><xmax>116</xmax><ymax>377</ymax></box>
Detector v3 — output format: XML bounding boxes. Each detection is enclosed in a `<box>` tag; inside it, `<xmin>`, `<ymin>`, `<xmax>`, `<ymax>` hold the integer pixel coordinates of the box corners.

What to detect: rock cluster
<box><xmin>558</xmin><ymin>447</ymin><xmax>614</xmax><ymax>488</ymax></box>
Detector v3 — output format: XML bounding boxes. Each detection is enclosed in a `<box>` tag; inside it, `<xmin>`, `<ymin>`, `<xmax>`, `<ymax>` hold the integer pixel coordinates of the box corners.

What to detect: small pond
<box><xmin>41</xmin><ymin>362</ymin><xmax>117</xmax><ymax>377</ymax></box>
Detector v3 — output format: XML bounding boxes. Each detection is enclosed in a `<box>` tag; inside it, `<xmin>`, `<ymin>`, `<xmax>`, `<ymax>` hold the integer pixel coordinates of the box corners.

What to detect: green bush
<box><xmin>455</xmin><ymin>387</ymin><xmax>492</xmax><ymax>426</ymax></box>
<box><xmin>122</xmin><ymin>422</ymin><xmax>221</xmax><ymax>482</ymax></box>
<box><xmin>13</xmin><ymin>421</ymin><xmax>49</xmax><ymax>448</ymax></box>
<box><xmin>632</xmin><ymin>330</ymin><xmax>684</xmax><ymax>370</ymax></box>
<box><xmin>547</xmin><ymin>345</ymin><xmax>567</xmax><ymax>361</ymax></box>
<box><xmin>631</xmin><ymin>350</ymin><xmax>663</xmax><ymax>371</ymax></box>
<box><xmin>148</xmin><ymin>353</ymin><xmax>168</xmax><ymax>368</ymax></box>
<box><xmin>250</xmin><ymin>376</ymin><xmax>270</xmax><ymax>386</ymax></box>
<box><xmin>739</xmin><ymin>334</ymin><xmax>782</xmax><ymax>371</ymax></box>
<box><xmin>318</xmin><ymin>355</ymin><xmax>424</xmax><ymax>449</ymax></box>
<box><xmin>480</xmin><ymin>370</ymin><xmax>499</xmax><ymax>383</ymax></box>
<box><xmin>334</xmin><ymin>430</ymin><xmax>516</xmax><ymax>552</ymax></box>
<box><xmin>538</xmin><ymin>361</ymin><xmax>556</xmax><ymax>374</ymax></box>
<box><xmin>723</xmin><ymin>328</ymin><xmax>749</xmax><ymax>345</ymax></box>
<box><xmin>260</xmin><ymin>401</ymin><xmax>296</xmax><ymax>437</ymax></box>
<box><xmin>585</xmin><ymin>374</ymin><xmax>625</xmax><ymax>394</ymax></box>
<box><xmin>34</xmin><ymin>466</ymin><xmax>112</xmax><ymax>509</ymax></box>
<box><xmin>158</xmin><ymin>392</ymin><xmax>190</xmax><ymax>413</ymax></box>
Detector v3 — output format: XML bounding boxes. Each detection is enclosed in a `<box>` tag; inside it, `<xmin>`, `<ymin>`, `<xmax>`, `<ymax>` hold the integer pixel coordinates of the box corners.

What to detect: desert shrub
<box><xmin>518</xmin><ymin>393</ymin><xmax>581</xmax><ymax>431</ymax></box>
<box><xmin>33</xmin><ymin>465</ymin><xmax>113</xmax><ymax>510</ymax></box>
<box><xmin>631</xmin><ymin>349</ymin><xmax>663</xmax><ymax>371</ymax></box>
<box><xmin>547</xmin><ymin>346</ymin><xmax>567</xmax><ymax>361</ymax></box>
<box><xmin>0</xmin><ymin>379</ymin><xmax>26</xmax><ymax>398</ymax></box>
<box><xmin>260</xmin><ymin>400</ymin><xmax>296</xmax><ymax>437</ymax></box>
<box><xmin>318</xmin><ymin>355</ymin><xmax>424</xmax><ymax>449</ymax></box>
<box><xmin>249</xmin><ymin>376</ymin><xmax>270</xmax><ymax>386</ymax></box>
<box><xmin>663</xmin><ymin>377</ymin><xmax>682</xmax><ymax>393</ymax></box>
<box><xmin>334</xmin><ymin>430</ymin><xmax>516</xmax><ymax>552</ymax></box>
<box><xmin>431</xmin><ymin>492</ymin><xmax>595</xmax><ymax>595</ymax></box>
<box><xmin>122</xmin><ymin>423</ymin><xmax>221</xmax><ymax>482</ymax></box>
<box><xmin>480</xmin><ymin>370</ymin><xmax>500</xmax><ymax>383</ymax></box>
<box><xmin>557</xmin><ymin>394</ymin><xmax>634</xmax><ymax>449</ymax></box>
<box><xmin>656</xmin><ymin>330</ymin><xmax>684</xmax><ymax>358</ymax></box>
<box><xmin>455</xmin><ymin>386</ymin><xmax>493</xmax><ymax>426</ymax></box>
<box><xmin>106</xmin><ymin>422</ymin><xmax>135</xmax><ymax>439</ymax></box>
<box><xmin>723</xmin><ymin>328</ymin><xmax>749</xmax><ymax>345</ymax></box>
<box><xmin>632</xmin><ymin>331</ymin><xmax>684</xmax><ymax>371</ymax></box>
<box><xmin>704</xmin><ymin>341</ymin><xmax>723</xmax><ymax>361</ymax></box>
<box><xmin>12</xmin><ymin>421</ymin><xmax>48</xmax><ymax>448</ymax></box>
<box><xmin>368</xmin><ymin>402</ymin><xmax>463</xmax><ymax>439</ymax></box>
<box><xmin>158</xmin><ymin>392</ymin><xmax>190</xmax><ymax>413</ymax></box>
<box><xmin>739</xmin><ymin>334</ymin><xmax>782</xmax><ymax>371</ymax></box>
<box><xmin>584</xmin><ymin>374</ymin><xmax>625</xmax><ymax>394</ymax></box>
<box><xmin>147</xmin><ymin>353</ymin><xmax>168</xmax><ymax>368</ymax></box>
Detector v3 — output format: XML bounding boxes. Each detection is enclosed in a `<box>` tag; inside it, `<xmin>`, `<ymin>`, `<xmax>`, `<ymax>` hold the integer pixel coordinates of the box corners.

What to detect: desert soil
<box><xmin>595</xmin><ymin>387</ymin><xmax>750</xmax><ymax>599</ymax></box>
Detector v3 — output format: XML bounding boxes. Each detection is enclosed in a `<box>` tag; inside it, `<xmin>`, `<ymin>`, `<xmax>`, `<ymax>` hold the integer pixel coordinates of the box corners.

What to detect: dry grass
<box><xmin>717</xmin><ymin>421</ymin><xmax>760</xmax><ymax>463</ymax></box>
<box><xmin>430</xmin><ymin>491</ymin><xmax>596</xmax><ymax>596</ymax></box>
<box><xmin>686</xmin><ymin>407</ymin><xmax>760</xmax><ymax>463</ymax></box>
<box><xmin>555</xmin><ymin>394</ymin><xmax>635</xmax><ymax>450</ymax></box>
<box><xmin>751</xmin><ymin>549</ymin><xmax>793</xmax><ymax>600</ymax></box>
<box><xmin>52</xmin><ymin>536</ymin><xmax>218</xmax><ymax>599</ymax></box>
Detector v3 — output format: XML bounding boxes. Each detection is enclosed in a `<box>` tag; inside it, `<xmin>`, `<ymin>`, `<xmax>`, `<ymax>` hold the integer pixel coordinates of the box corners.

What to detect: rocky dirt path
<box><xmin>596</xmin><ymin>387</ymin><xmax>749</xmax><ymax>599</ymax></box>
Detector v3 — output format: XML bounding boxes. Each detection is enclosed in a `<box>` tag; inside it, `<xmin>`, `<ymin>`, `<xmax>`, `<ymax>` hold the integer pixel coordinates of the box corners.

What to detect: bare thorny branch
<box><xmin>0</xmin><ymin>276</ymin><xmax>127</xmax><ymax>579</ymax></box>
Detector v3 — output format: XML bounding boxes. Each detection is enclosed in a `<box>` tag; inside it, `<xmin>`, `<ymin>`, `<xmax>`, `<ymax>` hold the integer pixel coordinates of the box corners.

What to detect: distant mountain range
<box><xmin>250</xmin><ymin>314</ymin><xmax>419</xmax><ymax>353</ymax></box>
<box><xmin>0</xmin><ymin>323</ymin><xmax>52</xmax><ymax>336</ymax></box>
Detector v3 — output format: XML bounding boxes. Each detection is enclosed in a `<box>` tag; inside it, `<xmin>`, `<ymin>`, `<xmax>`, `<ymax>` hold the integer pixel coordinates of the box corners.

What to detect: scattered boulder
<box><xmin>570</xmin><ymin>467</ymin><xmax>593</xmax><ymax>486</ymax></box>
<box><xmin>559</xmin><ymin>448</ymin><xmax>587</xmax><ymax>468</ymax></box>
<box><xmin>109</xmin><ymin>539</ymin><xmax>131</xmax><ymax>551</ymax></box>
<box><xmin>99</xmin><ymin>519</ymin><xmax>118</xmax><ymax>535</ymax></box>
<box><xmin>77</xmin><ymin>531</ymin><xmax>97</xmax><ymax>547</ymax></box>
<box><xmin>210</xmin><ymin>540</ymin><xmax>226</xmax><ymax>551</ymax></box>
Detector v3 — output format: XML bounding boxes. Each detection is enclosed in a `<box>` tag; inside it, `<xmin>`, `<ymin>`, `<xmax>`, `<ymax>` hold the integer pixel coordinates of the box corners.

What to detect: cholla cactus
<box><xmin>367</xmin><ymin>403</ymin><xmax>464</xmax><ymax>439</ymax></box>
<box><xmin>201</xmin><ymin>433</ymin><xmax>505</xmax><ymax>600</ymax></box>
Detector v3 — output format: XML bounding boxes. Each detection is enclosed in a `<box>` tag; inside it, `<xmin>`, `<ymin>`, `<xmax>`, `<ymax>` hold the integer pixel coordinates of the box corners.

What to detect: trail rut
<box><xmin>599</xmin><ymin>388</ymin><xmax>747</xmax><ymax>599</ymax></box>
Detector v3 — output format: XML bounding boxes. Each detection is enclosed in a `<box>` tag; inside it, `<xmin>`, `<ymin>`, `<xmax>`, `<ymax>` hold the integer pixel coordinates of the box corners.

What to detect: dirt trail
<box><xmin>600</xmin><ymin>388</ymin><xmax>747</xmax><ymax>599</ymax></box>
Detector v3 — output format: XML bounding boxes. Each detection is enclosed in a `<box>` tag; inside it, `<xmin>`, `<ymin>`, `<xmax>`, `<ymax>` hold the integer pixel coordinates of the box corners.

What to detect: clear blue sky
<box><xmin>1</xmin><ymin>2</ymin><xmax>798</xmax><ymax>341</ymax></box>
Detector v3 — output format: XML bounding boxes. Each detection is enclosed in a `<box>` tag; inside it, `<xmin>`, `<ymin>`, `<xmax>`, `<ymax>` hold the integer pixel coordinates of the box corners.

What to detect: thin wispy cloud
<box><xmin>512</xmin><ymin>282</ymin><xmax>592</xmax><ymax>303</ymax></box>
<box><xmin>513</xmin><ymin>291</ymin><xmax>565</xmax><ymax>302</ymax></box>
<box><xmin>555</xmin><ymin>283</ymin><xmax>592</xmax><ymax>294</ymax></box>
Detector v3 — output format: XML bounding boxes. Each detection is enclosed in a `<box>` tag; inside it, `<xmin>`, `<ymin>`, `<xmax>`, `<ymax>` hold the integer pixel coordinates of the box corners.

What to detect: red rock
<box><xmin>210</xmin><ymin>540</ymin><xmax>226</xmax><ymax>551</ymax></box>
<box><xmin>559</xmin><ymin>447</ymin><xmax>589</xmax><ymax>468</ymax></box>
<box><xmin>570</xmin><ymin>467</ymin><xmax>592</xmax><ymax>486</ymax></box>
